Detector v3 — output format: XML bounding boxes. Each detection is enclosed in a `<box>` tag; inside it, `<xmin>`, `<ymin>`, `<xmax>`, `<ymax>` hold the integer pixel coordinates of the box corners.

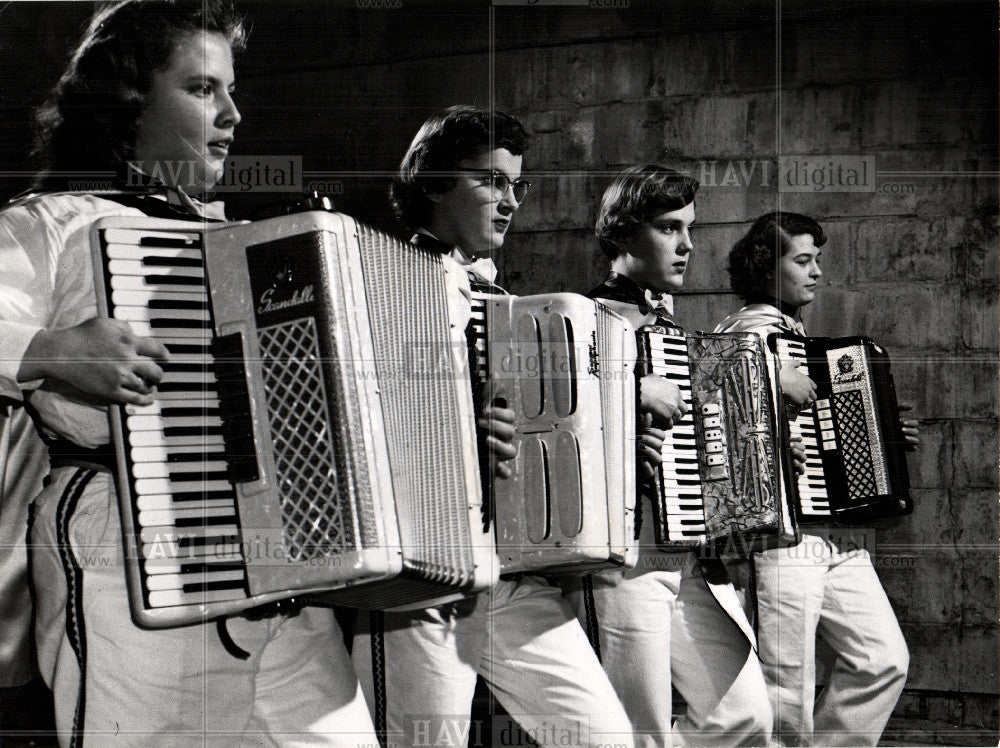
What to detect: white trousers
<box><xmin>0</xmin><ymin>405</ymin><xmax>47</xmax><ymax>687</ymax></box>
<box><xmin>563</xmin><ymin>547</ymin><xmax>772</xmax><ymax>748</ymax></box>
<box><xmin>754</xmin><ymin>533</ymin><xmax>908</xmax><ymax>746</ymax></box>
<box><xmin>31</xmin><ymin>467</ymin><xmax>377</xmax><ymax>747</ymax></box>
<box><xmin>352</xmin><ymin>575</ymin><xmax>635</xmax><ymax>748</ymax></box>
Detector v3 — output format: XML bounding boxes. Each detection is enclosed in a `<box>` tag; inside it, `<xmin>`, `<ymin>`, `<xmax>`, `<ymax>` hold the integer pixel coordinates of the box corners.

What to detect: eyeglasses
<box><xmin>456</xmin><ymin>168</ymin><xmax>531</xmax><ymax>203</ymax></box>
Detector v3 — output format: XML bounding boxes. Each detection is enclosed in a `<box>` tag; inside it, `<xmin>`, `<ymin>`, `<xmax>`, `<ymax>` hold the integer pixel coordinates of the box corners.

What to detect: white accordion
<box><xmin>91</xmin><ymin>211</ymin><xmax>498</xmax><ymax>628</ymax></box>
<box><xmin>469</xmin><ymin>292</ymin><xmax>638</xmax><ymax>575</ymax></box>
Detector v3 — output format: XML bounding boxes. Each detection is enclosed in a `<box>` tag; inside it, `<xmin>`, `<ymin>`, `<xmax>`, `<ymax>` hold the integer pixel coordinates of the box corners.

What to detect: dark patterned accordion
<box><xmin>638</xmin><ymin>327</ymin><xmax>798</xmax><ymax>555</ymax></box>
<box><xmin>468</xmin><ymin>292</ymin><xmax>638</xmax><ymax>575</ymax></box>
<box><xmin>91</xmin><ymin>212</ymin><xmax>498</xmax><ymax>628</ymax></box>
<box><xmin>768</xmin><ymin>333</ymin><xmax>912</xmax><ymax>523</ymax></box>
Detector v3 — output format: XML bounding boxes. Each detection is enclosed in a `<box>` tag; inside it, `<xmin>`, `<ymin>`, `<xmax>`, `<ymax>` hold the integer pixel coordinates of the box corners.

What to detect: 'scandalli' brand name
<box><xmin>258</xmin><ymin>285</ymin><xmax>314</xmax><ymax>315</ymax></box>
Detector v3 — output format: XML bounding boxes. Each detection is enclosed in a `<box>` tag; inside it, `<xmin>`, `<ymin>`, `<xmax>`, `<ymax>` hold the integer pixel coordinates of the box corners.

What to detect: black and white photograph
<box><xmin>0</xmin><ymin>0</ymin><xmax>996</xmax><ymax>745</ymax></box>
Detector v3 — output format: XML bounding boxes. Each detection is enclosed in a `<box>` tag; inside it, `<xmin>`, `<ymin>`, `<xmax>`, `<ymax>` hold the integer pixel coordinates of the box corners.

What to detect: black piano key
<box><xmin>145</xmin><ymin>274</ymin><xmax>205</xmax><ymax>287</ymax></box>
<box><xmin>169</xmin><ymin>490</ymin><xmax>235</xmax><ymax>503</ymax></box>
<box><xmin>175</xmin><ymin>514</ymin><xmax>240</xmax><ymax>529</ymax></box>
<box><xmin>138</xmin><ymin>235</ymin><xmax>203</xmax><ymax>249</ymax></box>
<box><xmin>163</xmin><ymin>425</ymin><xmax>223</xmax><ymax>437</ymax></box>
<box><xmin>181</xmin><ymin>578</ymin><xmax>247</xmax><ymax>594</ymax></box>
<box><xmin>150</xmin><ymin>317</ymin><xmax>207</xmax><ymax>330</ymax></box>
<box><xmin>165</xmin><ymin>343</ymin><xmax>212</xmax><ymax>355</ymax></box>
<box><xmin>149</xmin><ymin>298</ymin><xmax>209</xmax><ymax>311</ymax></box>
<box><xmin>167</xmin><ymin>451</ymin><xmax>228</xmax><ymax>464</ymax></box>
<box><xmin>177</xmin><ymin>534</ymin><xmax>239</xmax><ymax>550</ymax></box>
<box><xmin>143</xmin><ymin>255</ymin><xmax>205</xmax><ymax>268</ymax></box>
<box><xmin>168</xmin><ymin>469</ymin><xmax>230</xmax><ymax>483</ymax></box>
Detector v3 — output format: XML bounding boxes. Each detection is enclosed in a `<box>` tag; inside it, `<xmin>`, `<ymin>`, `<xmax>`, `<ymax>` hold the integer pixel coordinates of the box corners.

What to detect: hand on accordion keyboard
<box><xmin>898</xmin><ymin>402</ymin><xmax>921</xmax><ymax>448</ymax></box>
<box><xmin>638</xmin><ymin>425</ymin><xmax>667</xmax><ymax>482</ymax></box>
<box><xmin>478</xmin><ymin>399</ymin><xmax>517</xmax><ymax>479</ymax></box>
<box><xmin>778</xmin><ymin>363</ymin><xmax>817</xmax><ymax>416</ymax></box>
<box><xmin>638</xmin><ymin>373</ymin><xmax>689</xmax><ymax>428</ymax></box>
<box><xmin>19</xmin><ymin>316</ymin><xmax>169</xmax><ymax>406</ymax></box>
<box><xmin>789</xmin><ymin>436</ymin><xmax>807</xmax><ymax>476</ymax></box>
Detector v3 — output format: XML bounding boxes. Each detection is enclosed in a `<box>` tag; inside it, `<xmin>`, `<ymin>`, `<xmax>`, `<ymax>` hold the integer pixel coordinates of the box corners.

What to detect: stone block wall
<box><xmin>1</xmin><ymin>0</ymin><xmax>996</xmax><ymax>740</ymax></box>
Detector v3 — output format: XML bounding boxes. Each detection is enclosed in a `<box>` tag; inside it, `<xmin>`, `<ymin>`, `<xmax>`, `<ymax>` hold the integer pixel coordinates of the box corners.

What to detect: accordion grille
<box><xmin>258</xmin><ymin>316</ymin><xmax>367</xmax><ymax>560</ymax></box>
<box><xmin>358</xmin><ymin>225</ymin><xmax>474</xmax><ymax>584</ymax></box>
<box><xmin>832</xmin><ymin>389</ymin><xmax>879</xmax><ymax>499</ymax></box>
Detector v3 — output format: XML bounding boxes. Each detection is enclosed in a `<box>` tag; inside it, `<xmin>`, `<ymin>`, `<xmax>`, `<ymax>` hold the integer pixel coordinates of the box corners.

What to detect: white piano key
<box><xmin>146</xmin><ymin>568</ymin><xmax>246</xmax><ymax>591</ymax></box>
<box><xmin>116</xmin><ymin>306</ymin><xmax>210</xmax><ymax>323</ymax></box>
<box><xmin>127</xmin><ymin>414</ymin><xmax>223</xmax><ymax>432</ymax></box>
<box><xmin>131</xmin><ymin>444</ymin><xmax>225</xmax><ymax>464</ymax></box>
<box><xmin>137</xmin><ymin>494</ymin><xmax>235</xmax><ymax>512</ymax></box>
<box><xmin>133</xmin><ymin>460</ymin><xmax>228</xmax><ymax>479</ymax></box>
<box><xmin>103</xmin><ymin>228</ymin><xmax>202</xmax><ymax>246</ymax></box>
<box><xmin>140</xmin><ymin>524</ymin><xmax>239</xmax><ymax>544</ymax></box>
<box><xmin>127</xmin><ymin>321</ymin><xmax>212</xmax><ymax>339</ymax></box>
<box><xmin>138</xmin><ymin>505</ymin><xmax>236</xmax><ymax>526</ymax></box>
<box><xmin>112</xmin><ymin>289</ymin><xmax>207</xmax><ymax>306</ymax></box>
<box><xmin>128</xmin><ymin>432</ymin><xmax>225</xmax><ymax>449</ymax></box>
<box><xmin>134</xmin><ymin>477</ymin><xmax>232</xmax><ymax>495</ymax></box>
<box><xmin>110</xmin><ymin>273</ymin><xmax>204</xmax><ymax>292</ymax></box>
<box><xmin>148</xmin><ymin>587</ymin><xmax>243</xmax><ymax>608</ymax></box>
<box><xmin>104</xmin><ymin>243</ymin><xmax>203</xmax><ymax>261</ymax></box>
<box><xmin>108</xmin><ymin>259</ymin><xmax>205</xmax><ymax>278</ymax></box>
<box><xmin>144</xmin><ymin>550</ymin><xmax>244</xmax><ymax>574</ymax></box>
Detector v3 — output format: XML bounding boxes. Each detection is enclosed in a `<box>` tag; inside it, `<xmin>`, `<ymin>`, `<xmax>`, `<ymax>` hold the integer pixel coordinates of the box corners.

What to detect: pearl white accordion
<box><xmin>468</xmin><ymin>292</ymin><xmax>638</xmax><ymax>575</ymax></box>
<box><xmin>91</xmin><ymin>211</ymin><xmax>498</xmax><ymax>628</ymax></box>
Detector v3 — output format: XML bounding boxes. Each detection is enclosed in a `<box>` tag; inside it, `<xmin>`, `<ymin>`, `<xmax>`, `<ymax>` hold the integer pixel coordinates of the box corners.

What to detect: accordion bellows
<box><xmin>92</xmin><ymin>212</ymin><xmax>498</xmax><ymax>628</ymax></box>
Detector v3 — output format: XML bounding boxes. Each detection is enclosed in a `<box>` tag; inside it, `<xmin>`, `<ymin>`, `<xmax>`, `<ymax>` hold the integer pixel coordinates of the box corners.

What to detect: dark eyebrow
<box><xmin>654</xmin><ymin>218</ymin><xmax>689</xmax><ymax>229</ymax></box>
<box><xmin>184</xmin><ymin>75</ymin><xmax>232</xmax><ymax>88</ymax></box>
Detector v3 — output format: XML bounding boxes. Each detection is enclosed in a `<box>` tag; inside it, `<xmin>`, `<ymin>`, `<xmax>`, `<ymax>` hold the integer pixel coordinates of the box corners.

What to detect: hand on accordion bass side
<box><xmin>639</xmin><ymin>372</ymin><xmax>689</xmax><ymax>429</ymax></box>
<box><xmin>478</xmin><ymin>401</ymin><xmax>517</xmax><ymax>479</ymax></box>
<box><xmin>19</xmin><ymin>316</ymin><xmax>170</xmax><ymax>407</ymax></box>
<box><xmin>898</xmin><ymin>402</ymin><xmax>921</xmax><ymax>448</ymax></box>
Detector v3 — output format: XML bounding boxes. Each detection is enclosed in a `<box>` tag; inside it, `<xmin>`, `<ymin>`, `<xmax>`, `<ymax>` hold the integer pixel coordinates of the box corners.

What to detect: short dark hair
<box><xmin>594</xmin><ymin>165</ymin><xmax>699</xmax><ymax>260</ymax></box>
<box><xmin>390</xmin><ymin>105</ymin><xmax>529</xmax><ymax>230</ymax></box>
<box><xmin>34</xmin><ymin>0</ymin><xmax>247</xmax><ymax>190</ymax></box>
<box><xmin>727</xmin><ymin>211</ymin><xmax>827</xmax><ymax>301</ymax></box>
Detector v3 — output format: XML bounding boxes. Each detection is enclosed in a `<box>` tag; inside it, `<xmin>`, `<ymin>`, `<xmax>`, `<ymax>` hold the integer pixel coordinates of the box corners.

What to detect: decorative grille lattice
<box><xmin>832</xmin><ymin>389</ymin><xmax>877</xmax><ymax>500</ymax></box>
<box><xmin>258</xmin><ymin>318</ymin><xmax>355</xmax><ymax>560</ymax></box>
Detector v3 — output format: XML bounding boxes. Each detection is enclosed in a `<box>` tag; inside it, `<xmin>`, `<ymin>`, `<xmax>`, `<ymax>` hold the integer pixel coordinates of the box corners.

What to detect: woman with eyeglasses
<box><xmin>350</xmin><ymin>105</ymin><xmax>636</xmax><ymax>748</ymax></box>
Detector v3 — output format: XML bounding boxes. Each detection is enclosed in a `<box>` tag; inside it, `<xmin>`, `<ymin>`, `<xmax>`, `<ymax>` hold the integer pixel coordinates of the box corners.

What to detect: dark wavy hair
<box><xmin>727</xmin><ymin>211</ymin><xmax>827</xmax><ymax>301</ymax></box>
<box><xmin>595</xmin><ymin>165</ymin><xmax>699</xmax><ymax>259</ymax></box>
<box><xmin>33</xmin><ymin>0</ymin><xmax>247</xmax><ymax>191</ymax></box>
<box><xmin>390</xmin><ymin>105</ymin><xmax>529</xmax><ymax>230</ymax></box>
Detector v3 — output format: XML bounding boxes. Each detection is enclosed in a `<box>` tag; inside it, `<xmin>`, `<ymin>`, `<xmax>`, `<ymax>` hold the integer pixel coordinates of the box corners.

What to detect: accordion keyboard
<box><xmin>102</xmin><ymin>228</ymin><xmax>249</xmax><ymax>608</ymax></box>
<box><xmin>773</xmin><ymin>336</ymin><xmax>831</xmax><ymax>519</ymax></box>
<box><xmin>644</xmin><ymin>332</ymin><xmax>705</xmax><ymax>540</ymax></box>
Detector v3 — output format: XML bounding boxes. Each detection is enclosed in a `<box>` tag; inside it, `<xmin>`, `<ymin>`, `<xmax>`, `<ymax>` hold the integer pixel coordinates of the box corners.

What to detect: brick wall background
<box><xmin>1</xmin><ymin>0</ymin><xmax>996</xmax><ymax>743</ymax></box>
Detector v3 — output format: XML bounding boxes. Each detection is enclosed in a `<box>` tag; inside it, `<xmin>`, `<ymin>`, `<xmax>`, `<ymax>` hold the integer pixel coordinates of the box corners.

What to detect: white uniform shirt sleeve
<box><xmin>0</xmin><ymin>200</ymin><xmax>63</xmax><ymax>400</ymax></box>
<box><xmin>0</xmin><ymin>194</ymin><xmax>147</xmax><ymax>445</ymax></box>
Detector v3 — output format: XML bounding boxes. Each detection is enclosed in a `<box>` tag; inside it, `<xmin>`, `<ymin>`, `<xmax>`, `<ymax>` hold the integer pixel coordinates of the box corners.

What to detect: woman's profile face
<box><xmin>133</xmin><ymin>30</ymin><xmax>241</xmax><ymax>196</ymax></box>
